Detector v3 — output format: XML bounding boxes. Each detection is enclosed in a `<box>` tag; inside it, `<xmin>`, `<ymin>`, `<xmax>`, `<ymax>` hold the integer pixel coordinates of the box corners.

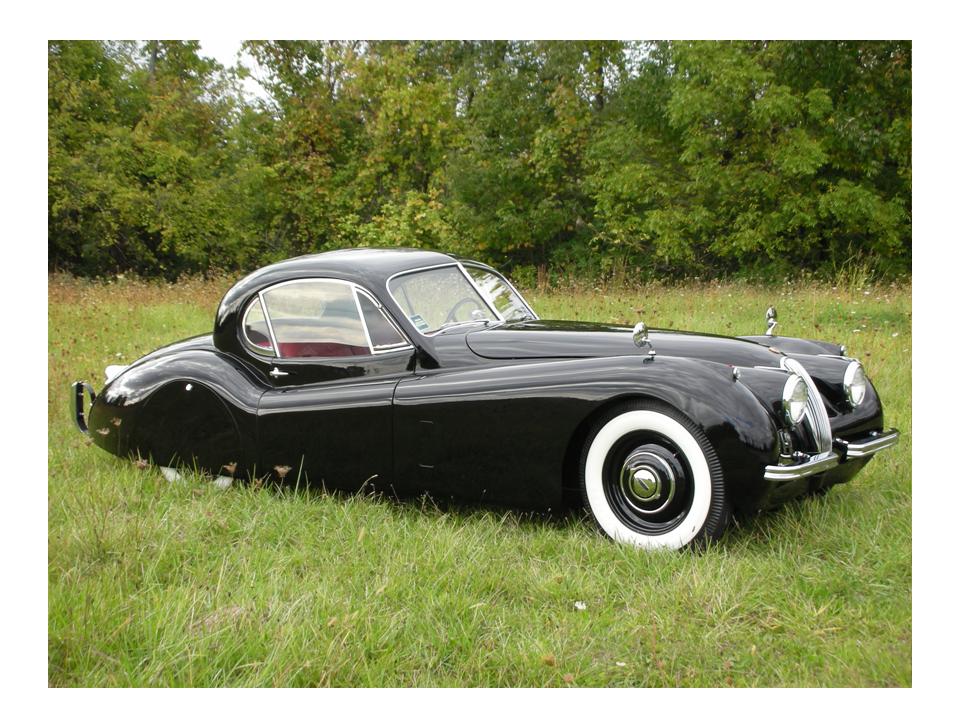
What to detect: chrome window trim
<box><xmin>241</xmin><ymin>294</ymin><xmax>278</xmax><ymax>358</ymax></box>
<box><xmin>461</xmin><ymin>261</ymin><xmax>539</xmax><ymax>321</ymax></box>
<box><xmin>352</xmin><ymin>285</ymin><xmax>375</xmax><ymax>353</ymax></box>
<box><xmin>385</xmin><ymin>262</ymin><xmax>503</xmax><ymax>337</ymax></box>
<box><xmin>457</xmin><ymin>262</ymin><xmax>505</xmax><ymax>323</ymax></box>
<box><xmin>355</xmin><ymin>287</ymin><xmax>414</xmax><ymax>353</ymax></box>
<box><xmin>260</xmin><ymin>290</ymin><xmax>281</xmax><ymax>354</ymax></box>
<box><xmin>246</xmin><ymin>277</ymin><xmax>414</xmax><ymax>360</ymax></box>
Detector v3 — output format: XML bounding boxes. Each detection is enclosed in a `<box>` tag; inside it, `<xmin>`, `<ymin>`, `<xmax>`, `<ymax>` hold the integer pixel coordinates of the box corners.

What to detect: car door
<box><xmin>241</xmin><ymin>278</ymin><xmax>416</xmax><ymax>490</ymax></box>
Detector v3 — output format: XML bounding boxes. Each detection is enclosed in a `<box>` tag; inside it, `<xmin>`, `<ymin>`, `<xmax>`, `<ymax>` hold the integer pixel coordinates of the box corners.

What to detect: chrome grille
<box><xmin>782</xmin><ymin>357</ymin><xmax>832</xmax><ymax>453</ymax></box>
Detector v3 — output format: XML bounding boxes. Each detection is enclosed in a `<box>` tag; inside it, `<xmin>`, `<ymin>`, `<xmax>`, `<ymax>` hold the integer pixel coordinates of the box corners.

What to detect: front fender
<box><xmin>394</xmin><ymin>354</ymin><xmax>779</xmax><ymax>509</ymax></box>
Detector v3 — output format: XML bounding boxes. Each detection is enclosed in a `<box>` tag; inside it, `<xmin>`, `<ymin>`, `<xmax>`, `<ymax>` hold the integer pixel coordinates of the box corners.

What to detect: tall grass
<box><xmin>48</xmin><ymin>275</ymin><xmax>911</xmax><ymax>686</ymax></box>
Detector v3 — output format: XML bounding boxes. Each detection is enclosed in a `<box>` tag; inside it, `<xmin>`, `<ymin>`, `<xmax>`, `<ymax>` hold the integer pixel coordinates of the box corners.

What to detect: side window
<box><xmin>242</xmin><ymin>297</ymin><xmax>275</xmax><ymax>356</ymax></box>
<box><xmin>357</xmin><ymin>292</ymin><xmax>408</xmax><ymax>351</ymax></box>
<box><xmin>464</xmin><ymin>265</ymin><xmax>534</xmax><ymax>322</ymax></box>
<box><xmin>261</xmin><ymin>281</ymin><xmax>370</xmax><ymax>358</ymax></box>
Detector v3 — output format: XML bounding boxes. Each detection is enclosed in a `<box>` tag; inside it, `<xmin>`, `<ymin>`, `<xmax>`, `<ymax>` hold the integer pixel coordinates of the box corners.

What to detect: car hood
<box><xmin>465</xmin><ymin>319</ymin><xmax>785</xmax><ymax>368</ymax></box>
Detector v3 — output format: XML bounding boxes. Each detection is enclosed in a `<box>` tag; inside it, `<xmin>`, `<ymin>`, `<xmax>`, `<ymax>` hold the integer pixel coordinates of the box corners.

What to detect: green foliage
<box><xmin>49</xmin><ymin>40</ymin><xmax>911</xmax><ymax>279</ymax></box>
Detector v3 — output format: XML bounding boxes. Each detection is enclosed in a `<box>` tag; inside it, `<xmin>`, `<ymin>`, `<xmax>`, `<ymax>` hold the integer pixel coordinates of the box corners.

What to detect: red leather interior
<box><xmin>278</xmin><ymin>342</ymin><xmax>368</xmax><ymax>358</ymax></box>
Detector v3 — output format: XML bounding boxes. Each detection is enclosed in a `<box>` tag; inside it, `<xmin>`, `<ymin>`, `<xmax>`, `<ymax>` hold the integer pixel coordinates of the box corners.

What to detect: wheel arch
<box><xmin>556</xmin><ymin>357</ymin><xmax>780</xmax><ymax>510</ymax></box>
<box><xmin>561</xmin><ymin>392</ymin><xmax>665</xmax><ymax>508</ymax></box>
<box><xmin>92</xmin><ymin>348</ymin><xmax>264</xmax><ymax>475</ymax></box>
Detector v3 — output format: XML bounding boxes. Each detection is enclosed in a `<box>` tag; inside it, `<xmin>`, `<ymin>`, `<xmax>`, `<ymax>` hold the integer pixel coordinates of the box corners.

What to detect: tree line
<box><xmin>48</xmin><ymin>40</ymin><xmax>911</xmax><ymax>282</ymax></box>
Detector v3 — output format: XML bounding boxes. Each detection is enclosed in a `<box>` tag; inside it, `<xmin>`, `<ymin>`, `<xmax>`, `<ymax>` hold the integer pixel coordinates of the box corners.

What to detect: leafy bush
<box><xmin>49</xmin><ymin>40</ymin><xmax>911</xmax><ymax>281</ymax></box>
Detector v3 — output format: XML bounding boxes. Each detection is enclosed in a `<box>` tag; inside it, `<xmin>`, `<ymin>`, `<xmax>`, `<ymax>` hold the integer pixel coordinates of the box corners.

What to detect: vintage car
<box><xmin>72</xmin><ymin>248</ymin><xmax>898</xmax><ymax>549</ymax></box>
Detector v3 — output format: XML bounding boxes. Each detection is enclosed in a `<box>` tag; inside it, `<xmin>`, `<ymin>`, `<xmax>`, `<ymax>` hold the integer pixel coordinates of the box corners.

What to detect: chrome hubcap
<box><xmin>619</xmin><ymin>450</ymin><xmax>677</xmax><ymax>514</ymax></box>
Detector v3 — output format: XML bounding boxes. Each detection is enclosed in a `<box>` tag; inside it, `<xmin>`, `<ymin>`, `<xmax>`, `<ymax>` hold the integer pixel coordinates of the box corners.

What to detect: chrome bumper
<box><xmin>764</xmin><ymin>429</ymin><xmax>900</xmax><ymax>482</ymax></box>
<box><xmin>71</xmin><ymin>380</ymin><xmax>96</xmax><ymax>433</ymax></box>
<box><xmin>839</xmin><ymin>429</ymin><xmax>901</xmax><ymax>458</ymax></box>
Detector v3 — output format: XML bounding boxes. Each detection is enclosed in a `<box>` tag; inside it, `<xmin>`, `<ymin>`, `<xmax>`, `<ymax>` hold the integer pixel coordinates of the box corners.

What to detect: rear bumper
<box><xmin>763</xmin><ymin>428</ymin><xmax>900</xmax><ymax>482</ymax></box>
<box><xmin>71</xmin><ymin>381</ymin><xmax>96</xmax><ymax>433</ymax></box>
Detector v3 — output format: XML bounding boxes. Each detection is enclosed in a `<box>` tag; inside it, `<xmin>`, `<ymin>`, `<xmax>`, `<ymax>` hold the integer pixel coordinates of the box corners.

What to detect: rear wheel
<box><xmin>579</xmin><ymin>400</ymin><xmax>731</xmax><ymax>549</ymax></box>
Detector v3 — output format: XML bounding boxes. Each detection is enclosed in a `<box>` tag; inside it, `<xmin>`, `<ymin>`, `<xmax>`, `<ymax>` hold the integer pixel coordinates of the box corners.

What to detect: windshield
<box><xmin>389</xmin><ymin>265</ymin><xmax>498</xmax><ymax>334</ymax></box>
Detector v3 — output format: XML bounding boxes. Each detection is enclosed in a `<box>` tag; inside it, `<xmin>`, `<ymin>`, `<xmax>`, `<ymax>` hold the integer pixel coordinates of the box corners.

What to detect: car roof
<box><xmin>221</xmin><ymin>247</ymin><xmax>457</xmax><ymax>307</ymax></box>
<box><xmin>213</xmin><ymin>247</ymin><xmax>469</xmax><ymax>355</ymax></box>
<box><xmin>260</xmin><ymin>247</ymin><xmax>457</xmax><ymax>279</ymax></box>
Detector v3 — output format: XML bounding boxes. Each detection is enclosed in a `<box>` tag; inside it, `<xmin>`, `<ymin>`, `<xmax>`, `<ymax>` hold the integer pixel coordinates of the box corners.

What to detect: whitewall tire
<box><xmin>579</xmin><ymin>400</ymin><xmax>730</xmax><ymax>549</ymax></box>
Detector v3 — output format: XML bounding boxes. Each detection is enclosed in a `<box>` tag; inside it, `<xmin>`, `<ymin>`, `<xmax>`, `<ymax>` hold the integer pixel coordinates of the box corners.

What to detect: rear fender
<box><xmin>88</xmin><ymin>349</ymin><xmax>265</xmax><ymax>476</ymax></box>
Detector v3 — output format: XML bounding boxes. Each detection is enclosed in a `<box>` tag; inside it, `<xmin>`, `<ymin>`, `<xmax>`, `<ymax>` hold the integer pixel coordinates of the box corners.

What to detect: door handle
<box><xmin>269</xmin><ymin>367</ymin><xmax>290</xmax><ymax>378</ymax></box>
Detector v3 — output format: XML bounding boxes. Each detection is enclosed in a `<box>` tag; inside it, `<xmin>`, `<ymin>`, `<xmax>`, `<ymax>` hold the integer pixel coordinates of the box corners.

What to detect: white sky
<box><xmin>198</xmin><ymin>39</ymin><xmax>270</xmax><ymax>101</ymax></box>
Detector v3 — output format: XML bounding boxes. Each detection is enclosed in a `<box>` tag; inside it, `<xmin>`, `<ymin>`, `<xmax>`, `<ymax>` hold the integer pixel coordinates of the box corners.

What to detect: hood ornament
<box><xmin>633</xmin><ymin>321</ymin><xmax>656</xmax><ymax>358</ymax></box>
<box><xmin>765</xmin><ymin>306</ymin><xmax>778</xmax><ymax>336</ymax></box>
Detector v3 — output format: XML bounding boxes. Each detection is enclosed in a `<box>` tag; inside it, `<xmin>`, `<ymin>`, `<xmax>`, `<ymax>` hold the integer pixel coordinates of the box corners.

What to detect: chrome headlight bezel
<box><xmin>782</xmin><ymin>374</ymin><xmax>809</xmax><ymax>428</ymax></box>
<box><xmin>843</xmin><ymin>361</ymin><xmax>867</xmax><ymax>408</ymax></box>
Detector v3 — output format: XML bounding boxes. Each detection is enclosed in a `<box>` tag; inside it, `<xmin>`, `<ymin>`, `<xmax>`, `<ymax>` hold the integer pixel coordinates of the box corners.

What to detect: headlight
<box><xmin>782</xmin><ymin>374</ymin><xmax>809</xmax><ymax>427</ymax></box>
<box><xmin>843</xmin><ymin>361</ymin><xmax>867</xmax><ymax>407</ymax></box>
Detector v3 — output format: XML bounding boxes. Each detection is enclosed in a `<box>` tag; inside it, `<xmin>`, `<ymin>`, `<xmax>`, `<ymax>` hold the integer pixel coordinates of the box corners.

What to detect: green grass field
<box><xmin>48</xmin><ymin>274</ymin><xmax>912</xmax><ymax>687</ymax></box>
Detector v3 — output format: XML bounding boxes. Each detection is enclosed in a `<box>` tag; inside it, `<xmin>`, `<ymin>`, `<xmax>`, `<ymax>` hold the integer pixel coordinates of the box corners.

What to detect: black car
<box><xmin>73</xmin><ymin>248</ymin><xmax>899</xmax><ymax>549</ymax></box>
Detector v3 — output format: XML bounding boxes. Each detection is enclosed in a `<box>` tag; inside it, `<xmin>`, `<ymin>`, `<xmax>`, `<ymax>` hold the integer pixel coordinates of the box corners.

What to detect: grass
<box><xmin>48</xmin><ymin>274</ymin><xmax>912</xmax><ymax>687</ymax></box>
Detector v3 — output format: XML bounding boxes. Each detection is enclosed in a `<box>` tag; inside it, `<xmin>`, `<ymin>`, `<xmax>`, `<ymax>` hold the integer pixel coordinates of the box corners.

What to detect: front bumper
<box><xmin>763</xmin><ymin>428</ymin><xmax>900</xmax><ymax>482</ymax></box>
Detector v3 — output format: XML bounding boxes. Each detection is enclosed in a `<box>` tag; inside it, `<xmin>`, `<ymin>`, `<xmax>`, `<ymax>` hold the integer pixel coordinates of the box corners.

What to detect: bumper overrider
<box><xmin>764</xmin><ymin>428</ymin><xmax>900</xmax><ymax>481</ymax></box>
<box><xmin>72</xmin><ymin>380</ymin><xmax>97</xmax><ymax>433</ymax></box>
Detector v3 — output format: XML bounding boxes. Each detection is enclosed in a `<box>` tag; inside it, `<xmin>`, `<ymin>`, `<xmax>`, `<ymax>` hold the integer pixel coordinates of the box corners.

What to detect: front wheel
<box><xmin>579</xmin><ymin>400</ymin><xmax>731</xmax><ymax>550</ymax></box>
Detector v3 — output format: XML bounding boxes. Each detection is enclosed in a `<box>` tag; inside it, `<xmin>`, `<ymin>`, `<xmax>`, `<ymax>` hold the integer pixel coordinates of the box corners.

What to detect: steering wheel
<box><xmin>444</xmin><ymin>297</ymin><xmax>484</xmax><ymax>325</ymax></box>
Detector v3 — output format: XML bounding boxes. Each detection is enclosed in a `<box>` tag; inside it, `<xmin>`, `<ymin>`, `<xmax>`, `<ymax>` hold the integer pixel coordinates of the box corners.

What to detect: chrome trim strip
<box><xmin>352</xmin><ymin>286</ymin><xmax>414</xmax><ymax>355</ymax></box>
<box><xmin>457</xmin><ymin>261</ymin><xmax>504</xmax><ymax>322</ymax></box>
<box><xmin>258</xmin><ymin>290</ymin><xmax>280</xmax><ymax>357</ymax></box>
<box><xmin>352</xmin><ymin>287</ymin><xmax>413</xmax><ymax>354</ymax></box>
<box><xmin>764</xmin><ymin>451</ymin><xmax>840</xmax><ymax>481</ymax></box>
<box><xmin>242</xmin><ymin>294</ymin><xmax>278</xmax><ymax>357</ymax></box>
<box><xmin>351</xmin><ymin>285</ymin><xmax>376</xmax><ymax>354</ymax></box>
<box><xmin>842</xmin><ymin>429</ymin><xmax>900</xmax><ymax>458</ymax></box>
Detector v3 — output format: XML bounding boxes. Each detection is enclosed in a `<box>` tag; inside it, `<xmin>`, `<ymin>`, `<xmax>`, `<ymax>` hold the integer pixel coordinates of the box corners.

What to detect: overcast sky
<box><xmin>198</xmin><ymin>39</ymin><xmax>269</xmax><ymax>100</ymax></box>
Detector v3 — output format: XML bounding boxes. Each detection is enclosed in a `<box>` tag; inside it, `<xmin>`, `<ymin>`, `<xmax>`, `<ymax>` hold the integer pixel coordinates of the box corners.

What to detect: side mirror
<box><xmin>633</xmin><ymin>321</ymin><xmax>649</xmax><ymax>347</ymax></box>
<box><xmin>765</xmin><ymin>306</ymin><xmax>778</xmax><ymax>336</ymax></box>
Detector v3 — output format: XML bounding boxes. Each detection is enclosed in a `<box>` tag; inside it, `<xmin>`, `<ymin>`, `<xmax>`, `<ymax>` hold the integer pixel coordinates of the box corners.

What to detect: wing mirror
<box><xmin>765</xmin><ymin>306</ymin><xmax>778</xmax><ymax>336</ymax></box>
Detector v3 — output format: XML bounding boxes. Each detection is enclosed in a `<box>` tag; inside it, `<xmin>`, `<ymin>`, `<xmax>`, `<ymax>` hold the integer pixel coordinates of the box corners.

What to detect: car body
<box><xmin>72</xmin><ymin>248</ymin><xmax>899</xmax><ymax>549</ymax></box>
